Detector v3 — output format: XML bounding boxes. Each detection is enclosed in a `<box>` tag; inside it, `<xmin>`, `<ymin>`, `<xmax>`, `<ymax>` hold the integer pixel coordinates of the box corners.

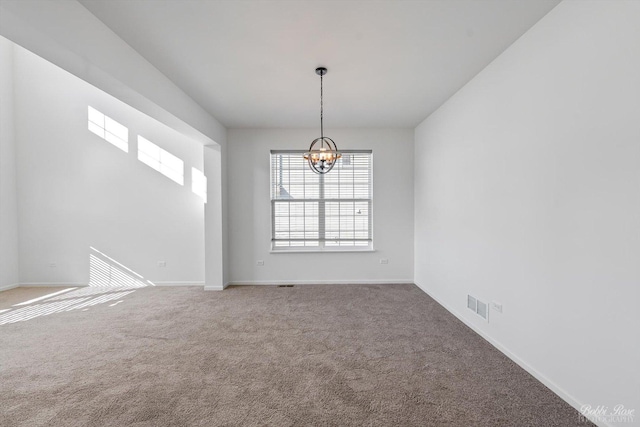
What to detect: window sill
<box><xmin>270</xmin><ymin>248</ymin><xmax>376</xmax><ymax>254</ymax></box>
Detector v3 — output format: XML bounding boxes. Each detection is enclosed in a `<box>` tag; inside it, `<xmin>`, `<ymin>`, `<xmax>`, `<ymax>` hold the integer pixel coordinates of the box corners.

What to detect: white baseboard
<box><xmin>203</xmin><ymin>281</ymin><xmax>230</xmax><ymax>291</ymax></box>
<box><xmin>0</xmin><ymin>282</ymin><xmax>20</xmax><ymax>292</ymax></box>
<box><xmin>13</xmin><ymin>282</ymin><xmax>204</xmax><ymax>288</ymax></box>
<box><xmin>153</xmin><ymin>282</ymin><xmax>204</xmax><ymax>287</ymax></box>
<box><xmin>228</xmin><ymin>279</ymin><xmax>414</xmax><ymax>286</ymax></box>
<box><xmin>413</xmin><ymin>282</ymin><xmax>601</xmax><ymax>426</ymax></box>
<box><xmin>19</xmin><ymin>282</ymin><xmax>88</xmax><ymax>287</ymax></box>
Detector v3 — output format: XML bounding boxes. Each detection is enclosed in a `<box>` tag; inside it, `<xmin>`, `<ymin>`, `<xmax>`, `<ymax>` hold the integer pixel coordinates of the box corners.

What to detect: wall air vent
<box><xmin>476</xmin><ymin>300</ymin><xmax>488</xmax><ymax>320</ymax></box>
<box><xmin>467</xmin><ymin>295</ymin><xmax>477</xmax><ymax>311</ymax></box>
<box><xmin>467</xmin><ymin>294</ymin><xmax>489</xmax><ymax>322</ymax></box>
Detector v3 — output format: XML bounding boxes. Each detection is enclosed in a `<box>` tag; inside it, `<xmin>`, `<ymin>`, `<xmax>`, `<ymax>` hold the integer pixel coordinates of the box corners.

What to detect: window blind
<box><xmin>270</xmin><ymin>150</ymin><xmax>372</xmax><ymax>250</ymax></box>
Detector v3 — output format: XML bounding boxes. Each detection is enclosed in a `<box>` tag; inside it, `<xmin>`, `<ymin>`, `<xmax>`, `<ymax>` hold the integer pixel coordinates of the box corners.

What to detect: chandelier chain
<box><xmin>320</xmin><ymin>72</ymin><xmax>323</xmax><ymax>139</ymax></box>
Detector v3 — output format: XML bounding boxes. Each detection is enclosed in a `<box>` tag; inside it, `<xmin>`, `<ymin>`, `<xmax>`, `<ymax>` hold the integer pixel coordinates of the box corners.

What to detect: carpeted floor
<box><xmin>0</xmin><ymin>284</ymin><xmax>590</xmax><ymax>426</ymax></box>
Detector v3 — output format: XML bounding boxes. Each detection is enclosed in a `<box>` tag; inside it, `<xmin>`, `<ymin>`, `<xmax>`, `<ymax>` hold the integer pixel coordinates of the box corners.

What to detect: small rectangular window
<box><xmin>270</xmin><ymin>150</ymin><xmax>373</xmax><ymax>251</ymax></box>
<box><xmin>137</xmin><ymin>136</ymin><xmax>184</xmax><ymax>185</ymax></box>
<box><xmin>88</xmin><ymin>106</ymin><xmax>128</xmax><ymax>152</ymax></box>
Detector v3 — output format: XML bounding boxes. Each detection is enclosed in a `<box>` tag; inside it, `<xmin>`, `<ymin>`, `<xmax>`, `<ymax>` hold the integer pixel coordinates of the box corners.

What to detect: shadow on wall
<box><xmin>0</xmin><ymin>247</ymin><xmax>152</xmax><ymax>325</ymax></box>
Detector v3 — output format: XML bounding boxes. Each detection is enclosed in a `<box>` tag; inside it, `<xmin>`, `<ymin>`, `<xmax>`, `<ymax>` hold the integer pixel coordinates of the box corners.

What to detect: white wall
<box><xmin>13</xmin><ymin>43</ymin><xmax>206</xmax><ymax>285</ymax></box>
<box><xmin>228</xmin><ymin>128</ymin><xmax>414</xmax><ymax>285</ymax></box>
<box><xmin>0</xmin><ymin>1</ymin><xmax>229</xmax><ymax>289</ymax></box>
<box><xmin>414</xmin><ymin>0</ymin><xmax>640</xmax><ymax>419</ymax></box>
<box><xmin>0</xmin><ymin>0</ymin><xmax>225</xmax><ymax>147</ymax></box>
<box><xmin>0</xmin><ymin>37</ymin><xmax>19</xmax><ymax>290</ymax></box>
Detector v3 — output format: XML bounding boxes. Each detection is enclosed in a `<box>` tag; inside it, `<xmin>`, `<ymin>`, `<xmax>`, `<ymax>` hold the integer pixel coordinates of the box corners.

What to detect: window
<box><xmin>137</xmin><ymin>136</ymin><xmax>184</xmax><ymax>185</ymax></box>
<box><xmin>87</xmin><ymin>106</ymin><xmax>128</xmax><ymax>152</ymax></box>
<box><xmin>270</xmin><ymin>150</ymin><xmax>372</xmax><ymax>251</ymax></box>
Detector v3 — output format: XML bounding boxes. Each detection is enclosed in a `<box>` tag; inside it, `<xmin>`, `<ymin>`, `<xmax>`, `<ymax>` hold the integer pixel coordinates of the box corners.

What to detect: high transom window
<box><xmin>270</xmin><ymin>150</ymin><xmax>373</xmax><ymax>251</ymax></box>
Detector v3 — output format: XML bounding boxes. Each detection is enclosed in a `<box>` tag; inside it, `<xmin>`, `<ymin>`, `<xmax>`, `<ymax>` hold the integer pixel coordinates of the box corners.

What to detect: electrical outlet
<box><xmin>491</xmin><ymin>301</ymin><xmax>503</xmax><ymax>314</ymax></box>
<box><xmin>256</xmin><ymin>260</ymin><xmax>264</xmax><ymax>266</ymax></box>
<box><xmin>380</xmin><ymin>259</ymin><xmax>389</xmax><ymax>264</ymax></box>
<box><xmin>157</xmin><ymin>261</ymin><xmax>167</xmax><ymax>267</ymax></box>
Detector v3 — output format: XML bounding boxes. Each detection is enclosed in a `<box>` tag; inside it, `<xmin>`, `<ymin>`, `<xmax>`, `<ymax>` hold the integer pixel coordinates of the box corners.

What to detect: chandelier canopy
<box><xmin>303</xmin><ymin>67</ymin><xmax>341</xmax><ymax>174</ymax></box>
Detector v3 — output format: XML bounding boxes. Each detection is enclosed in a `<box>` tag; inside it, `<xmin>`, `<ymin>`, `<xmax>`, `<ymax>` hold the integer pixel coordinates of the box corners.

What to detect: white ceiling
<box><xmin>79</xmin><ymin>0</ymin><xmax>560</xmax><ymax>129</ymax></box>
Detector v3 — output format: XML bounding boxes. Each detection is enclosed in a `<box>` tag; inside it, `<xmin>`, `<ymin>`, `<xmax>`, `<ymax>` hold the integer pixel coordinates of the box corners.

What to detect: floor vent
<box><xmin>467</xmin><ymin>294</ymin><xmax>489</xmax><ymax>322</ymax></box>
<box><xmin>277</xmin><ymin>285</ymin><xmax>294</xmax><ymax>288</ymax></box>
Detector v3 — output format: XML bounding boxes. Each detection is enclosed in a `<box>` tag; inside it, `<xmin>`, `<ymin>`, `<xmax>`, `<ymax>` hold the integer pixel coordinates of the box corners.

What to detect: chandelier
<box><xmin>304</xmin><ymin>67</ymin><xmax>341</xmax><ymax>174</ymax></box>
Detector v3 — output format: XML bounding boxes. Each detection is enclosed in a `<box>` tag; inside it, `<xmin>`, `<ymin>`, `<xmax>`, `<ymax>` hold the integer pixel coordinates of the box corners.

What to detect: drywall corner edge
<box><xmin>0</xmin><ymin>283</ymin><xmax>19</xmax><ymax>292</ymax></box>
<box><xmin>204</xmin><ymin>144</ymin><xmax>224</xmax><ymax>290</ymax></box>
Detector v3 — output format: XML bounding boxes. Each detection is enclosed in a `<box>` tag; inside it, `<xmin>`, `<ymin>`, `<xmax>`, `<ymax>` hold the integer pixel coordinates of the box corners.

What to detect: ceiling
<box><xmin>79</xmin><ymin>0</ymin><xmax>560</xmax><ymax>129</ymax></box>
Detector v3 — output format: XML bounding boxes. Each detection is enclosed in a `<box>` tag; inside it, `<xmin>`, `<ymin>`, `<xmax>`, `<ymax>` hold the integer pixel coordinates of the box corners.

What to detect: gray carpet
<box><xmin>0</xmin><ymin>284</ymin><xmax>590</xmax><ymax>426</ymax></box>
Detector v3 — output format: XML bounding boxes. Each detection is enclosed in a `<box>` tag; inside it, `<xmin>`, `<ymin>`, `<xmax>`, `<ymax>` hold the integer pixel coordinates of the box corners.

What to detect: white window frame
<box><xmin>270</xmin><ymin>150</ymin><xmax>373</xmax><ymax>253</ymax></box>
